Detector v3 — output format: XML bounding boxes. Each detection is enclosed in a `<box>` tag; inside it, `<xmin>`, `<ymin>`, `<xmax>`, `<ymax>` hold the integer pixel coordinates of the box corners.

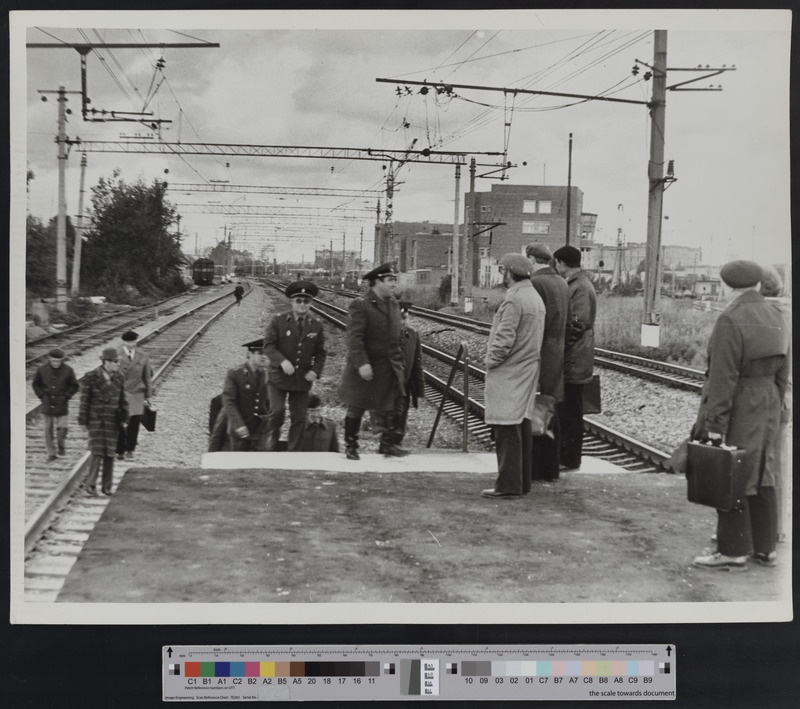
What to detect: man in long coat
<box><xmin>32</xmin><ymin>347</ymin><xmax>79</xmax><ymax>461</ymax></box>
<box><xmin>553</xmin><ymin>245</ymin><xmax>596</xmax><ymax>471</ymax></box>
<box><xmin>263</xmin><ymin>280</ymin><xmax>327</xmax><ymax>451</ymax></box>
<box><xmin>78</xmin><ymin>348</ymin><xmax>129</xmax><ymax>495</ymax></box>
<box><xmin>527</xmin><ymin>243</ymin><xmax>570</xmax><ymax>481</ymax></box>
<box><xmin>482</xmin><ymin>253</ymin><xmax>545</xmax><ymax>498</ymax></box>
<box><xmin>221</xmin><ymin>340</ymin><xmax>270</xmax><ymax>451</ymax></box>
<box><xmin>692</xmin><ymin>260</ymin><xmax>791</xmax><ymax>571</ymax></box>
<box><xmin>338</xmin><ymin>263</ymin><xmax>407</xmax><ymax>459</ymax></box>
<box><xmin>397</xmin><ymin>301</ymin><xmax>425</xmax><ymax>445</ymax></box>
<box><xmin>116</xmin><ymin>330</ymin><xmax>154</xmax><ymax>460</ymax></box>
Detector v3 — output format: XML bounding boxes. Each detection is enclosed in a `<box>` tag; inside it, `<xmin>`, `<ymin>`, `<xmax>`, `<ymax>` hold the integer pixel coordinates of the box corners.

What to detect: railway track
<box><xmin>315</xmin><ymin>283</ymin><xmax>705</xmax><ymax>391</ymax></box>
<box><xmin>23</xmin><ymin>284</ymin><xmax>252</xmax><ymax>563</ymax></box>
<box><xmin>267</xmin><ymin>279</ymin><xmax>673</xmax><ymax>475</ymax></box>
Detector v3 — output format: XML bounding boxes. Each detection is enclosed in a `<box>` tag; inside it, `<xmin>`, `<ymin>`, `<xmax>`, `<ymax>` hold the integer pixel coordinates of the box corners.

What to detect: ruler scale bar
<box><xmin>163</xmin><ymin>645</ymin><xmax>676</xmax><ymax>702</ymax></box>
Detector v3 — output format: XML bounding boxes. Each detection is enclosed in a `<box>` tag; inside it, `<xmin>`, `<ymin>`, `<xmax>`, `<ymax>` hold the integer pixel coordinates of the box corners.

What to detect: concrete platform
<box><xmin>200</xmin><ymin>451</ymin><xmax>630</xmax><ymax>475</ymax></box>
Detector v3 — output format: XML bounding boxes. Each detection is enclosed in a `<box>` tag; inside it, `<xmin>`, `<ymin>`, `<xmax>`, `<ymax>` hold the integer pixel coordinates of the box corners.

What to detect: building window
<box><xmin>523</xmin><ymin>200</ymin><xmax>537</xmax><ymax>213</ymax></box>
<box><xmin>522</xmin><ymin>221</ymin><xmax>550</xmax><ymax>235</ymax></box>
<box><xmin>538</xmin><ymin>200</ymin><xmax>552</xmax><ymax>214</ymax></box>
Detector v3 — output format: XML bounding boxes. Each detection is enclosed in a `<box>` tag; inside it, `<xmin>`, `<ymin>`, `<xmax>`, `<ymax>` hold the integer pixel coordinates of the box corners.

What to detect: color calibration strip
<box><xmin>163</xmin><ymin>645</ymin><xmax>676</xmax><ymax>702</ymax></box>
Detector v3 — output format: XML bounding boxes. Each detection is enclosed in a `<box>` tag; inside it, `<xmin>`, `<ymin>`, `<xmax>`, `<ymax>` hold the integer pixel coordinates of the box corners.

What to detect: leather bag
<box><xmin>686</xmin><ymin>440</ymin><xmax>748</xmax><ymax>511</ymax></box>
<box><xmin>142</xmin><ymin>404</ymin><xmax>157</xmax><ymax>433</ymax></box>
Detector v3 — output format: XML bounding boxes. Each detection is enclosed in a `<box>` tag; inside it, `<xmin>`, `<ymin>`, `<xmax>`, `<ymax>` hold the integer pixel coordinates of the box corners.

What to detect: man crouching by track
<box><xmin>482</xmin><ymin>254</ymin><xmax>545</xmax><ymax>499</ymax></box>
<box><xmin>221</xmin><ymin>339</ymin><xmax>270</xmax><ymax>451</ymax></box>
<box><xmin>263</xmin><ymin>280</ymin><xmax>327</xmax><ymax>452</ymax></box>
<box><xmin>338</xmin><ymin>263</ymin><xmax>408</xmax><ymax>459</ymax></box>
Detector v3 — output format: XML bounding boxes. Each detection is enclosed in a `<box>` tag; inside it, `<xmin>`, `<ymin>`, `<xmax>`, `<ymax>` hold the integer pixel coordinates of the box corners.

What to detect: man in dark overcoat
<box><xmin>263</xmin><ymin>280</ymin><xmax>327</xmax><ymax>451</ymax></box>
<box><xmin>78</xmin><ymin>347</ymin><xmax>129</xmax><ymax>495</ymax></box>
<box><xmin>221</xmin><ymin>340</ymin><xmax>270</xmax><ymax>451</ymax></box>
<box><xmin>527</xmin><ymin>243</ymin><xmax>570</xmax><ymax>481</ymax></box>
<box><xmin>692</xmin><ymin>260</ymin><xmax>791</xmax><ymax>571</ymax></box>
<box><xmin>338</xmin><ymin>263</ymin><xmax>407</xmax><ymax>459</ymax></box>
<box><xmin>233</xmin><ymin>282</ymin><xmax>244</xmax><ymax>306</ymax></box>
<box><xmin>553</xmin><ymin>245</ymin><xmax>596</xmax><ymax>471</ymax></box>
<box><xmin>32</xmin><ymin>348</ymin><xmax>79</xmax><ymax>461</ymax></box>
<box><xmin>397</xmin><ymin>301</ymin><xmax>425</xmax><ymax>445</ymax></box>
<box><xmin>116</xmin><ymin>330</ymin><xmax>154</xmax><ymax>460</ymax></box>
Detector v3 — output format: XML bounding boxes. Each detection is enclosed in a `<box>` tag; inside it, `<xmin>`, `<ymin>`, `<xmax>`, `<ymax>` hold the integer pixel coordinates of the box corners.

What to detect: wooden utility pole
<box><xmin>70</xmin><ymin>152</ymin><xmax>87</xmax><ymax>296</ymax></box>
<box><xmin>642</xmin><ymin>30</ymin><xmax>668</xmax><ymax>342</ymax></box>
<box><xmin>463</xmin><ymin>158</ymin><xmax>477</xmax><ymax>298</ymax></box>
<box><xmin>450</xmin><ymin>164</ymin><xmax>462</xmax><ymax>305</ymax></box>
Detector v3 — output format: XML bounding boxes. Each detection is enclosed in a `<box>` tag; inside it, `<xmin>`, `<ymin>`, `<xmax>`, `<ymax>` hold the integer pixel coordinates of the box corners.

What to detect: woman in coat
<box><xmin>482</xmin><ymin>253</ymin><xmax>545</xmax><ymax>498</ymax></box>
<box><xmin>692</xmin><ymin>260</ymin><xmax>791</xmax><ymax>571</ymax></box>
<box><xmin>78</xmin><ymin>348</ymin><xmax>129</xmax><ymax>495</ymax></box>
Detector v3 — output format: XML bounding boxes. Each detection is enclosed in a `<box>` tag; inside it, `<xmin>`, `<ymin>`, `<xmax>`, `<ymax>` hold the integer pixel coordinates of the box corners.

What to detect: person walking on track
<box><xmin>338</xmin><ymin>263</ymin><xmax>408</xmax><ymax>459</ymax></box>
<box><xmin>32</xmin><ymin>348</ymin><xmax>79</xmax><ymax>462</ymax></box>
<box><xmin>78</xmin><ymin>348</ymin><xmax>129</xmax><ymax>496</ymax></box>
<box><xmin>115</xmin><ymin>330</ymin><xmax>154</xmax><ymax>461</ymax></box>
<box><xmin>264</xmin><ymin>280</ymin><xmax>327</xmax><ymax>452</ymax></box>
<box><xmin>692</xmin><ymin>260</ymin><xmax>791</xmax><ymax>572</ymax></box>
<box><xmin>482</xmin><ymin>253</ymin><xmax>545</xmax><ymax>499</ymax></box>
<box><xmin>234</xmin><ymin>282</ymin><xmax>244</xmax><ymax>306</ymax></box>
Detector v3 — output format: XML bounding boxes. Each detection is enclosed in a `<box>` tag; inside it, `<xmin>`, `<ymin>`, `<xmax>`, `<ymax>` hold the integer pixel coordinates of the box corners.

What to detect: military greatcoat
<box><xmin>264</xmin><ymin>311</ymin><xmax>327</xmax><ymax>391</ymax></box>
<box><xmin>692</xmin><ymin>290</ymin><xmax>791</xmax><ymax>495</ymax></box>
<box><xmin>221</xmin><ymin>361</ymin><xmax>269</xmax><ymax>436</ymax></box>
<box><xmin>78</xmin><ymin>366</ymin><xmax>129</xmax><ymax>456</ymax></box>
<box><xmin>338</xmin><ymin>289</ymin><xmax>405</xmax><ymax>411</ymax></box>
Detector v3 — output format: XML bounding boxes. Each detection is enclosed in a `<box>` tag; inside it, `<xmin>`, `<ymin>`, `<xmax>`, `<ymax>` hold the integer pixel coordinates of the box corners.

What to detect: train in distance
<box><xmin>192</xmin><ymin>258</ymin><xmax>216</xmax><ymax>286</ymax></box>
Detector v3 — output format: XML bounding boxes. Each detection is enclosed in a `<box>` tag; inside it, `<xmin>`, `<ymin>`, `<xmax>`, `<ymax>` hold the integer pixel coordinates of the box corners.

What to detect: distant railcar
<box><xmin>192</xmin><ymin>258</ymin><xmax>216</xmax><ymax>286</ymax></box>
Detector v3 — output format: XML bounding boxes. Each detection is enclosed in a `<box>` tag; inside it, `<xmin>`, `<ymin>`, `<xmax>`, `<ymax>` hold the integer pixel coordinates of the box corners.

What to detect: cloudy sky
<box><xmin>13</xmin><ymin>9</ymin><xmax>792</xmax><ymax>267</ymax></box>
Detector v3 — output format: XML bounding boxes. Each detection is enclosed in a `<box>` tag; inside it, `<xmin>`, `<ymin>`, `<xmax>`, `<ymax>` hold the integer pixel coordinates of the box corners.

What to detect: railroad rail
<box><xmin>24</xmin><ymin>283</ymin><xmax>252</xmax><ymax>555</ymax></box>
<box><xmin>265</xmin><ymin>279</ymin><xmax>673</xmax><ymax>475</ymax></box>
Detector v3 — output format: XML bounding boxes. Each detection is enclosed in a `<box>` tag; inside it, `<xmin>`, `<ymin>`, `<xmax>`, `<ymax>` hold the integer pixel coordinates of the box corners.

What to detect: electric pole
<box><xmin>450</xmin><ymin>164</ymin><xmax>462</xmax><ymax>305</ymax></box>
<box><xmin>71</xmin><ymin>152</ymin><xmax>87</xmax><ymax>296</ymax></box>
<box><xmin>565</xmin><ymin>133</ymin><xmax>573</xmax><ymax>246</ymax></box>
<box><xmin>642</xmin><ymin>30</ymin><xmax>668</xmax><ymax>344</ymax></box>
<box><xmin>463</xmin><ymin>157</ymin><xmax>477</xmax><ymax>300</ymax></box>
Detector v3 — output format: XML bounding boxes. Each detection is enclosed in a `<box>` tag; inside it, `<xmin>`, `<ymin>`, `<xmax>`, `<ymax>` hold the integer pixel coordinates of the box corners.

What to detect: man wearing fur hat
<box><xmin>264</xmin><ymin>280</ymin><xmax>327</xmax><ymax>451</ymax></box>
<box><xmin>692</xmin><ymin>260</ymin><xmax>791</xmax><ymax>571</ymax></box>
<box><xmin>78</xmin><ymin>348</ymin><xmax>129</xmax><ymax>495</ymax></box>
<box><xmin>32</xmin><ymin>348</ymin><xmax>79</xmax><ymax>462</ymax></box>
<box><xmin>553</xmin><ymin>245</ymin><xmax>596</xmax><ymax>471</ymax></box>
<box><xmin>482</xmin><ymin>253</ymin><xmax>545</xmax><ymax>498</ymax></box>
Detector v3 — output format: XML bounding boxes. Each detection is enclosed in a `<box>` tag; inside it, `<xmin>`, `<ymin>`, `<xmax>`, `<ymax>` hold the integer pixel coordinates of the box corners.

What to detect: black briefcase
<box><xmin>582</xmin><ymin>374</ymin><xmax>602</xmax><ymax>414</ymax></box>
<box><xmin>142</xmin><ymin>405</ymin><xmax>157</xmax><ymax>433</ymax></box>
<box><xmin>686</xmin><ymin>441</ymin><xmax>748</xmax><ymax>511</ymax></box>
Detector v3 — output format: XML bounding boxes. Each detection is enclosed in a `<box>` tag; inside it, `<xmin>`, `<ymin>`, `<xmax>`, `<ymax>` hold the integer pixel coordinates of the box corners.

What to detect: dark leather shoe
<box><xmin>101</xmin><ymin>487</ymin><xmax>113</xmax><ymax>496</ymax></box>
<box><xmin>116</xmin><ymin>454</ymin><xmax>125</xmax><ymax>461</ymax></box>
<box><xmin>85</xmin><ymin>485</ymin><xmax>98</xmax><ymax>497</ymax></box>
<box><xmin>379</xmin><ymin>444</ymin><xmax>410</xmax><ymax>457</ymax></box>
<box><xmin>345</xmin><ymin>446</ymin><xmax>360</xmax><ymax>461</ymax></box>
<box><xmin>481</xmin><ymin>488</ymin><xmax>521</xmax><ymax>499</ymax></box>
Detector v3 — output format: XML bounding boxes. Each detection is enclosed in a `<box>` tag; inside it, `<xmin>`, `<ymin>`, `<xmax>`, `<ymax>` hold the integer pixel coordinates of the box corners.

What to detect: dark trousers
<box><xmin>492</xmin><ymin>418</ymin><xmax>533</xmax><ymax>495</ymax></box>
<box><xmin>229</xmin><ymin>417</ymin><xmax>268</xmax><ymax>451</ymax></box>
<box><xmin>116</xmin><ymin>415</ymin><xmax>141</xmax><ymax>455</ymax></box>
<box><xmin>266</xmin><ymin>384</ymin><xmax>309</xmax><ymax>452</ymax></box>
<box><xmin>398</xmin><ymin>394</ymin><xmax>412</xmax><ymax>441</ymax></box>
<box><xmin>717</xmin><ymin>486</ymin><xmax>777</xmax><ymax>557</ymax></box>
<box><xmin>86</xmin><ymin>454</ymin><xmax>114</xmax><ymax>491</ymax></box>
<box><xmin>531</xmin><ymin>408</ymin><xmax>561</xmax><ymax>481</ymax></box>
<box><xmin>558</xmin><ymin>382</ymin><xmax>584</xmax><ymax>469</ymax></box>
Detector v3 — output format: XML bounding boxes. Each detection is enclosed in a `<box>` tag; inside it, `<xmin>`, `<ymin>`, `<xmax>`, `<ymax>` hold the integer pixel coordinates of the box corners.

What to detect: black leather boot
<box><xmin>344</xmin><ymin>416</ymin><xmax>361</xmax><ymax>460</ymax></box>
<box><xmin>378</xmin><ymin>414</ymin><xmax>410</xmax><ymax>457</ymax></box>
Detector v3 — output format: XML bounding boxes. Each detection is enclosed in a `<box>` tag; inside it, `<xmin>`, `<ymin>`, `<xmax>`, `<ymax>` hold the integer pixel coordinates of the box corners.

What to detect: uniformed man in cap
<box><xmin>263</xmin><ymin>280</ymin><xmax>327</xmax><ymax>451</ymax></box>
<box><xmin>691</xmin><ymin>260</ymin><xmax>791</xmax><ymax>571</ymax></box>
<box><xmin>78</xmin><ymin>348</ymin><xmax>129</xmax><ymax>495</ymax></box>
<box><xmin>338</xmin><ymin>262</ymin><xmax>408</xmax><ymax>459</ymax></box>
<box><xmin>221</xmin><ymin>339</ymin><xmax>270</xmax><ymax>451</ymax></box>
<box><xmin>32</xmin><ymin>348</ymin><xmax>79</xmax><ymax>462</ymax></box>
<box><xmin>116</xmin><ymin>330</ymin><xmax>154</xmax><ymax>460</ymax></box>
<box><xmin>397</xmin><ymin>300</ymin><xmax>425</xmax><ymax>445</ymax></box>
